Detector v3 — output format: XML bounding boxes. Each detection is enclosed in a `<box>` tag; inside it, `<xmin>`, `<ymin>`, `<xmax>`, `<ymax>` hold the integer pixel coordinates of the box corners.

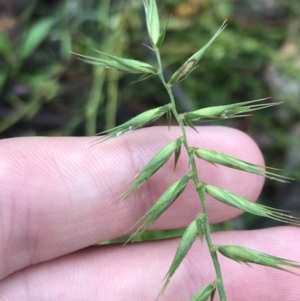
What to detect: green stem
<box><xmin>196</xmin><ymin>187</ymin><xmax>227</xmax><ymax>301</ymax></box>
<box><xmin>85</xmin><ymin>67</ymin><xmax>105</xmax><ymax>136</ymax></box>
<box><xmin>106</xmin><ymin>69</ymin><xmax>119</xmax><ymax>130</ymax></box>
<box><xmin>154</xmin><ymin>47</ymin><xmax>227</xmax><ymax>301</ymax></box>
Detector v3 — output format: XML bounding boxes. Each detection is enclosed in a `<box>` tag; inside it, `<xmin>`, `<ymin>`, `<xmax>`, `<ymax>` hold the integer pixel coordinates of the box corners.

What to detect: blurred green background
<box><xmin>1</xmin><ymin>0</ymin><xmax>299</xmax><ymax>237</ymax></box>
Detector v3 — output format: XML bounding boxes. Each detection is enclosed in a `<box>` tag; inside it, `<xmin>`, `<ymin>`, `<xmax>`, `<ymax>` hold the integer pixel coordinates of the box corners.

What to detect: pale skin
<box><xmin>0</xmin><ymin>126</ymin><xmax>299</xmax><ymax>300</ymax></box>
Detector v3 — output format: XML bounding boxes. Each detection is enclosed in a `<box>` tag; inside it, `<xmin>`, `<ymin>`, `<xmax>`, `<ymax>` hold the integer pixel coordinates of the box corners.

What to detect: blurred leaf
<box><xmin>20</xmin><ymin>18</ymin><xmax>56</xmax><ymax>60</ymax></box>
<box><xmin>0</xmin><ymin>70</ymin><xmax>7</xmax><ymax>89</ymax></box>
<box><xmin>0</xmin><ymin>31</ymin><xmax>12</xmax><ymax>57</ymax></box>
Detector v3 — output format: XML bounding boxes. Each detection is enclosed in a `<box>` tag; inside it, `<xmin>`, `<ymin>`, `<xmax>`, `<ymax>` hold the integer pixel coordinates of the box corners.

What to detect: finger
<box><xmin>0</xmin><ymin>227</ymin><xmax>299</xmax><ymax>301</ymax></box>
<box><xmin>0</xmin><ymin>126</ymin><xmax>264</xmax><ymax>279</ymax></box>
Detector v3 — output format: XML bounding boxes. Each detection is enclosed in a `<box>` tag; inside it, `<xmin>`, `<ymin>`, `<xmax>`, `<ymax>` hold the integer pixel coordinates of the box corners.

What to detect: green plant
<box><xmin>0</xmin><ymin>0</ymin><xmax>133</xmax><ymax>137</ymax></box>
<box><xmin>0</xmin><ymin>1</ymin><xmax>72</xmax><ymax>135</ymax></box>
<box><xmin>74</xmin><ymin>1</ymin><xmax>300</xmax><ymax>300</ymax></box>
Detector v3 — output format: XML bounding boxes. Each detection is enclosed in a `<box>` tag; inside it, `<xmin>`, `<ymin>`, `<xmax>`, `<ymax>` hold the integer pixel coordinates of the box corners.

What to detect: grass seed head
<box><xmin>121</xmin><ymin>137</ymin><xmax>183</xmax><ymax>199</ymax></box>
<box><xmin>143</xmin><ymin>0</ymin><xmax>160</xmax><ymax>46</ymax></box>
<box><xmin>156</xmin><ymin>16</ymin><xmax>171</xmax><ymax>48</ymax></box>
<box><xmin>205</xmin><ymin>184</ymin><xmax>300</xmax><ymax>225</ymax></box>
<box><xmin>72</xmin><ymin>51</ymin><xmax>158</xmax><ymax>74</ymax></box>
<box><xmin>93</xmin><ymin>104</ymin><xmax>173</xmax><ymax>143</ymax></box>
<box><xmin>217</xmin><ymin>245</ymin><xmax>300</xmax><ymax>275</ymax></box>
<box><xmin>128</xmin><ymin>174</ymin><xmax>191</xmax><ymax>241</ymax></box>
<box><xmin>190</xmin><ymin>281</ymin><xmax>217</xmax><ymax>301</ymax></box>
<box><xmin>195</xmin><ymin>148</ymin><xmax>291</xmax><ymax>182</ymax></box>
<box><xmin>195</xmin><ymin>148</ymin><xmax>262</xmax><ymax>173</ymax></box>
<box><xmin>168</xmin><ymin>21</ymin><xmax>226</xmax><ymax>86</ymax></box>
<box><xmin>168</xmin><ymin>59</ymin><xmax>198</xmax><ymax>85</ymax></box>
<box><xmin>182</xmin><ymin>98</ymin><xmax>279</xmax><ymax>121</ymax></box>
<box><xmin>160</xmin><ymin>220</ymin><xmax>198</xmax><ymax>296</ymax></box>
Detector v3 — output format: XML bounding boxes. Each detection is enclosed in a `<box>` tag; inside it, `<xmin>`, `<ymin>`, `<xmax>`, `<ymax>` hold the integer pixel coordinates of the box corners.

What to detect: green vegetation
<box><xmin>73</xmin><ymin>1</ymin><xmax>300</xmax><ymax>299</ymax></box>
<box><xmin>1</xmin><ymin>1</ymin><xmax>300</xmax><ymax>298</ymax></box>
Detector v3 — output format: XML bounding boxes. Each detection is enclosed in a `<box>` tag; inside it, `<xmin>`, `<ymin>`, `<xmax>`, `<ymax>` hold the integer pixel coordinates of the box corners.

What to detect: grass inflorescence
<box><xmin>74</xmin><ymin>1</ymin><xmax>300</xmax><ymax>300</ymax></box>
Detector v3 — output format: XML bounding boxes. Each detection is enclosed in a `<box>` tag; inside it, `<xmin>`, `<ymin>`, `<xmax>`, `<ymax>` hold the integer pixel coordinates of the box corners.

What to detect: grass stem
<box><xmin>154</xmin><ymin>47</ymin><xmax>227</xmax><ymax>301</ymax></box>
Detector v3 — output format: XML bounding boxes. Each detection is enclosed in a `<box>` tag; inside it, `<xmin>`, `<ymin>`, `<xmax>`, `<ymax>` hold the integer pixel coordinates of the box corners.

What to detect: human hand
<box><xmin>0</xmin><ymin>126</ymin><xmax>299</xmax><ymax>300</ymax></box>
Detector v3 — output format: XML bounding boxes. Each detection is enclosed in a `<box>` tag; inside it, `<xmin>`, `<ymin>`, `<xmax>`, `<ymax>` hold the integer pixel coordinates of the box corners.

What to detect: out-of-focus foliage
<box><xmin>0</xmin><ymin>0</ymin><xmax>299</xmax><ymax>231</ymax></box>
